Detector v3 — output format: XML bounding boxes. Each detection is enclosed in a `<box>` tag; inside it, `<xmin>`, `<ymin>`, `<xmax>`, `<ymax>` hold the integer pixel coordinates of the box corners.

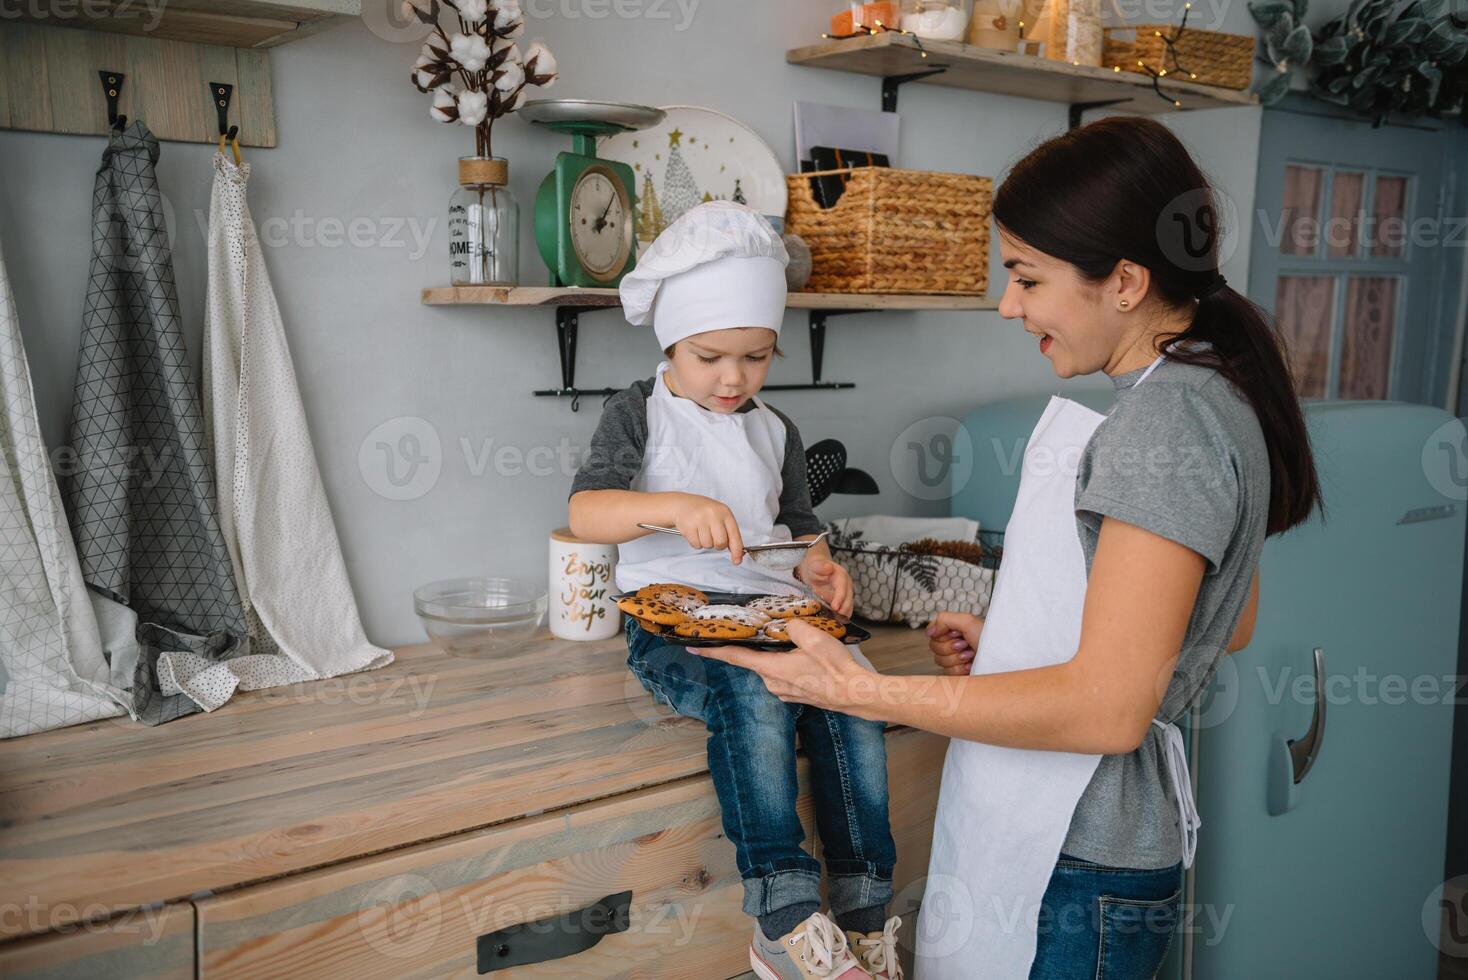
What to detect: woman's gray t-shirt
<box><xmin>1061</xmin><ymin>355</ymin><xmax>1269</xmax><ymax>869</ymax></box>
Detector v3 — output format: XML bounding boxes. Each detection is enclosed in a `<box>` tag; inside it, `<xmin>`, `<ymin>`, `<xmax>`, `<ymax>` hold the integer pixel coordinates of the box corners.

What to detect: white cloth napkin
<box><xmin>196</xmin><ymin>152</ymin><xmax>391</xmax><ymax>706</ymax></box>
<box><xmin>0</xmin><ymin>237</ymin><xmax>131</xmax><ymax>736</ymax></box>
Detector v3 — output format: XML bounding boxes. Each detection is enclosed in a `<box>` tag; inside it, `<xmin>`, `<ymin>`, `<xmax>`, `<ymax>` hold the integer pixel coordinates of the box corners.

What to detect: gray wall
<box><xmin>0</xmin><ymin>2</ymin><xmax>1263</xmax><ymax>646</ymax></box>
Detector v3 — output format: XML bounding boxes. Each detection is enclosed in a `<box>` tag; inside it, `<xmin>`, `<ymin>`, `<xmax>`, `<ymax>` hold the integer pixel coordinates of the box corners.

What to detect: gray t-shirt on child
<box><xmin>1061</xmin><ymin>355</ymin><xmax>1270</xmax><ymax>870</ymax></box>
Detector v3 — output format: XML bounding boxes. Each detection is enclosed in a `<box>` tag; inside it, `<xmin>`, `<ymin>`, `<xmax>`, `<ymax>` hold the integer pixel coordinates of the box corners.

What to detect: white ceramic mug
<box><xmin>549</xmin><ymin>527</ymin><xmax>621</xmax><ymax>641</ymax></box>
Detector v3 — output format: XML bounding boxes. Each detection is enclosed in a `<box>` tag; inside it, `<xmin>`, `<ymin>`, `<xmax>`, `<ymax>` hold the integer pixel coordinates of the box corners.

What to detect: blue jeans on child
<box><xmin>624</xmin><ymin>617</ymin><xmax>896</xmax><ymax>921</ymax></box>
<box><xmin>1028</xmin><ymin>852</ymin><xmax>1183</xmax><ymax>979</ymax></box>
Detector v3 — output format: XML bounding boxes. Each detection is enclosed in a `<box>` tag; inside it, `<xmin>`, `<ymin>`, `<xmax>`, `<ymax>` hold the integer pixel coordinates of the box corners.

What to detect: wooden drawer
<box><xmin>197</xmin><ymin>726</ymin><xmax>946</xmax><ymax>978</ymax></box>
<box><xmin>0</xmin><ymin>903</ymin><xmax>194</xmax><ymax>980</ymax></box>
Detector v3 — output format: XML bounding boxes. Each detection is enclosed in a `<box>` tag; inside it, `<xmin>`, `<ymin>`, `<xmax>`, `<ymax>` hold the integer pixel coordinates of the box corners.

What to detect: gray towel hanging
<box><xmin>63</xmin><ymin>121</ymin><xmax>248</xmax><ymax>725</ymax></box>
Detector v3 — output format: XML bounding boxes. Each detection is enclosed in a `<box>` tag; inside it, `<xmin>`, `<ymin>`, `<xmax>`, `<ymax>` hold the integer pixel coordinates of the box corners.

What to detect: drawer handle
<box><xmin>476</xmin><ymin>890</ymin><xmax>632</xmax><ymax>974</ymax></box>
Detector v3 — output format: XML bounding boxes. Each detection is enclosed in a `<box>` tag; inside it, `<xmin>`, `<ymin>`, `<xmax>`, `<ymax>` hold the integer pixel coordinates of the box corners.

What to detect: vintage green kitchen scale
<box><xmin>521</xmin><ymin>99</ymin><xmax>665</xmax><ymax>288</ymax></box>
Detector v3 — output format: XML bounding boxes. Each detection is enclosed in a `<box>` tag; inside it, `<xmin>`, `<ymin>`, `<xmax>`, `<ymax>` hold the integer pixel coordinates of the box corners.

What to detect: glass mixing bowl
<box><xmin>413</xmin><ymin>577</ymin><xmax>548</xmax><ymax>658</ymax></box>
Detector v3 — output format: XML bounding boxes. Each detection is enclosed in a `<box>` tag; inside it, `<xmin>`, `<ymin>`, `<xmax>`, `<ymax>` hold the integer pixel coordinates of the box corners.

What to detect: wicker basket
<box><xmin>828</xmin><ymin>524</ymin><xmax>1005</xmax><ymax>629</ymax></box>
<box><xmin>784</xmin><ymin>167</ymin><xmax>992</xmax><ymax>295</ymax></box>
<box><xmin>1102</xmin><ymin>25</ymin><xmax>1255</xmax><ymax>90</ymax></box>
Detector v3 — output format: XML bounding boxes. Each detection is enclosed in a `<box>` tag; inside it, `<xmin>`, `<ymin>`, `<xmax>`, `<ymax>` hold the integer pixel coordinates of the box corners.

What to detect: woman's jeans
<box><xmin>624</xmin><ymin>617</ymin><xmax>896</xmax><ymax>920</ymax></box>
<box><xmin>1029</xmin><ymin>852</ymin><xmax>1184</xmax><ymax>979</ymax></box>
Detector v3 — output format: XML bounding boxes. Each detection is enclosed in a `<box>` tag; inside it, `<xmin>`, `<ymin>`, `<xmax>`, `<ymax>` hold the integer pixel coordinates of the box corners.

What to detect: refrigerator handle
<box><xmin>1267</xmin><ymin>647</ymin><xmax>1327</xmax><ymax>816</ymax></box>
<box><xmin>1288</xmin><ymin>647</ymin><xmax>1327</xmax><ymax>784</ymax></box>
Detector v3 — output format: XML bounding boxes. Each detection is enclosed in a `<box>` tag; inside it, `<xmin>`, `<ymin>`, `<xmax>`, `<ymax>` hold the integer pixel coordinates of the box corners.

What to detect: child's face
<box><xmin>665</xmin><ymin>327</ymin><xmax>778</xmax><ymax>413</ymax></box>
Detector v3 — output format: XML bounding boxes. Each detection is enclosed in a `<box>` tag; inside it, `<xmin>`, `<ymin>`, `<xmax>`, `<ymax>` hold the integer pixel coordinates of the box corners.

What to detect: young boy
<box><xmin>568</xmin><ymin>203</ymin><xmax>902</xmax><ymax>980</ymax></box>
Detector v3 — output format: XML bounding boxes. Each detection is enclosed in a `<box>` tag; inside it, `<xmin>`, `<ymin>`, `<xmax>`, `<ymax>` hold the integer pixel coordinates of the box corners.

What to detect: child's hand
<box><xmin>926</xmin><ymin>611</ymin><xmax>985</xmax><ymax>675</ymax></box>
<box><xmin>797</xmin><ymin>555</ymin><xmax>854</xmax><ymax>617</ymax></box>
<box><xmin>667</xmin><ymin>493</ymin><xmax>745</xmax><ymax>565</ymax></box>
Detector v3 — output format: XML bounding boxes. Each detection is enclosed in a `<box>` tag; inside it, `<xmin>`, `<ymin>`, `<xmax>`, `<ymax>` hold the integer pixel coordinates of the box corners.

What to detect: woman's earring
<box><xmin>1119</xmin><ymin>299</ymin><xmax>1130</xmax><ymax>309</ymax></box>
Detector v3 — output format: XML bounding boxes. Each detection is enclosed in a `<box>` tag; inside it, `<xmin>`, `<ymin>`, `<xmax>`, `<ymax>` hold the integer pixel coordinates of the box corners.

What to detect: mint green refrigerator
<box><xmin>950</xmin><ymin>398</ymin><xmax>1463</xmax><ymax>979</ymax></box>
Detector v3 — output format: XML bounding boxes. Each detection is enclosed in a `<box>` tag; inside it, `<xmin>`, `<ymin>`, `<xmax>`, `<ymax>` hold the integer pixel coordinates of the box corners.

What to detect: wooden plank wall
<box><xmin>0</xmin><ymin>22</ymin><xmax>276</xmax><ymax>146</ymax></box>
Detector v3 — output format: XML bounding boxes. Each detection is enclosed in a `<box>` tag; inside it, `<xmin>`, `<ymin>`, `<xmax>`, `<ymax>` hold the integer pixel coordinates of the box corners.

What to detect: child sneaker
<box><xmin>750</xmin><ymin>910</ymin><xmax>871</xmax><ymax>980</ymax></box>
<box><xmin>844</xmin><ymin>916</ymin><xmax>904</xmax><ymax>979</ymax></box>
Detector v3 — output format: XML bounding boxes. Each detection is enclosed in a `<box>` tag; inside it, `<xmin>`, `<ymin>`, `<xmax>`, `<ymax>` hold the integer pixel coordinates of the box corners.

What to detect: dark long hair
<box><xmin>992</xmin><ymin>116</ymin><xmax>1321</xmax><ymax>536</ymax></box>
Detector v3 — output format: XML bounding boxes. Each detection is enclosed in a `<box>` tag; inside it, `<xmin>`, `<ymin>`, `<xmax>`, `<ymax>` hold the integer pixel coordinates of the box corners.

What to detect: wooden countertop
<box><xmin>0</xmin><ymin>624</ymin><xmax>939</xmax><ymax>940</ymax></box>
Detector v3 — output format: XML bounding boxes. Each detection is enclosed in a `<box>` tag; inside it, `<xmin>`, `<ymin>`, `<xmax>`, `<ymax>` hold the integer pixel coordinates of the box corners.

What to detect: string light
<box><xmin>1131</xmin><ymin>2</ymin><xmax>1201</xmax><ymax>110</ymax></box>
<box><xmin>823</xmin><ymin>18</ymin><xmax>932</xmax><ymax>58</ymax></box>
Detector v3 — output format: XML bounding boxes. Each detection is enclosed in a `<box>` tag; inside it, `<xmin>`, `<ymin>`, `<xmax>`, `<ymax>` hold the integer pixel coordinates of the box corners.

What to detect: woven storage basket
<box><xmin>1102</xmin><ymin>25</ymin><xmax>1255</xmax><ymax>90</ymax></box>
<box><xmin>784</xmin><ymin>167</ymin><xmax>992</xmax><ymax>295</ymax></box>
<box><xmin>828</xmin><ymin>525</ymin><xmax>1005</xmax><ymax>629</ymax></box>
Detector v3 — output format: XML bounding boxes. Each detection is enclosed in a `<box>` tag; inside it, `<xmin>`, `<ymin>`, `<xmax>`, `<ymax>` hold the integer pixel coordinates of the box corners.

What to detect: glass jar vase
<box><xmin>900</xmin><ymin>0</ymin><xmax>970</xmax><ymax>39</ymax></box>
<box><xmin>449</xmin><ymin>156</ymin><xmax>518</xmax><ymax>286</ymax></box>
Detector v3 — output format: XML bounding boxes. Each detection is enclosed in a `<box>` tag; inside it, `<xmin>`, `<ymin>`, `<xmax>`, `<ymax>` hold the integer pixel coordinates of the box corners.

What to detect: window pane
<box><xmin>1327</xmin><ymin>171</ymin><xmax>1364</xmax><ymax>258</ymax></box>
<box><xmin>1370</xmin><ymin>175</ymin><xmax>1409</xmax><ymax>257</ymax></box>
<box><xmin>1340</xmin><ymin>277</ymin><xmax>1397</xmax><ymax>400</ymax></box>
<box><xmin>1275</xmin><ymin>275</ymin><xmax>1334</xmax><ymax>398</ymax></box>
<box><xmin>1282</xmin><ymin>164</ymin><xmax>1324</xmax><ymax>256</ymax></box>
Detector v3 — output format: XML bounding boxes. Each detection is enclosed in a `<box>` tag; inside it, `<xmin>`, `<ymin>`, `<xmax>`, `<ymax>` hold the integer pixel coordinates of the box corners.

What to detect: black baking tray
<box><xmin>612</xmin><ymin>590</ymin><xmax>871</xmax><ymax>651</ymax></box>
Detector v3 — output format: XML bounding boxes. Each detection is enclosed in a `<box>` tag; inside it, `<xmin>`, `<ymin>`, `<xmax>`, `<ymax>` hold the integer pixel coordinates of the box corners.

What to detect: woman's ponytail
<box><xmin>1164</xmin><ymin>282</ymin><xmax>1322</xmax><ymax>535</ymax></box>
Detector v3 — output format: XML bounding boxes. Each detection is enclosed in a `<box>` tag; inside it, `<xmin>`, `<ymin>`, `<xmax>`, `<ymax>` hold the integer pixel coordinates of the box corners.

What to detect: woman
<box><xmin>692</xmin><ymin>116</ymin><xmax>1322</xmax><ymax>979</ymax></box>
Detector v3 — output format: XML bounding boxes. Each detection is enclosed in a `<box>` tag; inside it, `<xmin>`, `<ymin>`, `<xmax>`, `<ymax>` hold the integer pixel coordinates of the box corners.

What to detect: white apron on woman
<box><xmin>916</xmin><ymin>357</ymin><xmax>1196</xmax><ymax>978</ymax></box>
<box><xmin>613</xmin><ymin>363</ymin><xmax>872</xmax><ymax>668</ymax></box>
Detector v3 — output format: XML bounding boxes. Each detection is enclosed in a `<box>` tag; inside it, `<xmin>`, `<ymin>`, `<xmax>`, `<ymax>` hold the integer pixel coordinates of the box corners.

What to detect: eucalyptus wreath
<box><xmin>1250</xmin><ymin>0</ymin><xmax>1468</xmax><ymax>126</ymax></box>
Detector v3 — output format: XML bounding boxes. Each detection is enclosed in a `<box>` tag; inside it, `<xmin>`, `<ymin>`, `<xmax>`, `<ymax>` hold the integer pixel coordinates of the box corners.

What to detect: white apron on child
<box><xmin>616</xmin><ymin>362</ymin><xmax>809</xmax><ymax>597</ymax></box>
<box><xmin>916</xmin><ymin>355</ymin><xmax>1198</xmax><ymax>979</ymax></box>
<box><xmin>615</xmin><ymin>364</ymin><xmax>874</xmax><ymax>670</ymax></box>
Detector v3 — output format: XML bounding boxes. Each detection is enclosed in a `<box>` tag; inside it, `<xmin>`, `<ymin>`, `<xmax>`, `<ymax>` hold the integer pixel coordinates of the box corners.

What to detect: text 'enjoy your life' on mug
<box><xmin>549</xmin><ymin>527</ymin><xmax>621</xmax><ymax>641</ymax></box>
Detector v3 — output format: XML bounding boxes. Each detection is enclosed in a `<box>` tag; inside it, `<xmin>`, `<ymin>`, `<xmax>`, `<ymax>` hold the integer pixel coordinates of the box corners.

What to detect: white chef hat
<box><xmin>620</xmin><ymin>201</ymin><xmax>789</xmax><ymax>350</ymax></box>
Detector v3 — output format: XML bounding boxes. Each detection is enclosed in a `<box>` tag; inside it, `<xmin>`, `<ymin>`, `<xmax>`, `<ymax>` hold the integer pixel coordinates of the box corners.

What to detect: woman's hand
<box><xmin>796</xmin><ymin>555</ymin><xmax>854</xmax><ymax>617</ymax></box>
<box><xmin>665</xmin><ymin>493</ymin><xmax>745</xmax><ymax>565</ymax></box>
<box><xmin>693</xmin><ymin>620</ymin><xmax>876</xmax><ymax>716</ymax></box>
<box><xmin>926</xmin><ymin>611</ymin><xmax>984</xmax><ymax>676</ymax></box>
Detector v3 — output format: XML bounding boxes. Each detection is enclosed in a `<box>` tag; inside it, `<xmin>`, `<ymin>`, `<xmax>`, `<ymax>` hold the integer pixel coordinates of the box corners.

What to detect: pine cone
<box><xmin>905</xmin><ymin>538</ymin><xmax>987</xmax><ymax>566</ymax></box>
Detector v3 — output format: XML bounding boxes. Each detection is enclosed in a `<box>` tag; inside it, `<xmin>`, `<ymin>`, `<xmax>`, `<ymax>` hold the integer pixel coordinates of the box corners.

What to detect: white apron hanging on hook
<box><xmin>198</xmin><ymin>149</ymin><xmax>392</xmax><ymax>703</ymax></box>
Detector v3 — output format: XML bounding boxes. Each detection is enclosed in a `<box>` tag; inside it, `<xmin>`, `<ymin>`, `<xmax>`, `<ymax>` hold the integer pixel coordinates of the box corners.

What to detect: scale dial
<box><xmin>569</xmin><ymin>165</ymin><xmax>633</xmax><ymax>282</ymax></box>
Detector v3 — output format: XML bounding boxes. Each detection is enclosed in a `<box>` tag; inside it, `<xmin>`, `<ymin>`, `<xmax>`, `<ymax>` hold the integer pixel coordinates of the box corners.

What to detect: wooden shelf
<box><xmin>786</xmin><ymin>31</ymin><xmax>1258</xmax><ymax>116</ymax></box>
<box><xmin>5</xmin><ymin>0</ymin><xmax>359</xmax><ymax>48</ymax></box>
<box><xmin>421</xmin><ymin>285</ymin><xmax>999</xmax><ymax>311</ymax></box>
<box><xmin>423</xmin><ymin>285</ymin><xmax>998</xmax><ymax>404</ymax></box>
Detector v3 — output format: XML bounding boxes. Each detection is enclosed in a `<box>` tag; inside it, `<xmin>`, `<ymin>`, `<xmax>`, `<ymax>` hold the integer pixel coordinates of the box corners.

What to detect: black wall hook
<box><xmin>209</xmin><ymin>81</ymin><xmax>234</xmax><ymax>136</ymax></box>
<box><xmin>98</xmin><ymin>70</ymin><xmax>125</xmax><ymax>131</ymax></box>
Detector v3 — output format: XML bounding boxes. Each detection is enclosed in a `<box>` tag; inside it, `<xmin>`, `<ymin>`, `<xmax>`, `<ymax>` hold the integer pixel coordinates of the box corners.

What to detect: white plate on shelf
<box><xmin>598</xmin><ymin>105</ymin><xmax>788</xmax><ymax>246</ymax></box>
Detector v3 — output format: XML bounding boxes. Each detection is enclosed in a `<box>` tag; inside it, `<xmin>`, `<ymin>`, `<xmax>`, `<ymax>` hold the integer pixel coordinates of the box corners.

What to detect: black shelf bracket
<box><xmin>1068</xmin><ymin>98</ymin><xmax>1130</xmax><ymax>130</ymax></box>
<box><xmin>533</xmin><ymin>305</ymin><xmax>872</xmax><ymax>406</ymax></box>
<box><xmin>762</xmin><ymin>309</ymin><xmax>863</xmax><ymax>391</ymax></box>
<box><xmin>881</xmin><ymin>66</ymin><xmax>949</xmax><ymax>112</ymax></box>
<box><xmin>532</xmin><ymin>304</ymin><xmax>623</xmax><ymax>411</ymax></box>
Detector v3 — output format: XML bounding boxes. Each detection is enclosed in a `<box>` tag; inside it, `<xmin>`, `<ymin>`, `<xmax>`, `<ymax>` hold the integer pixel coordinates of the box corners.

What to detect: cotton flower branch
<box><xmin>407</xmin><ymin>0</ymin><xmax>559</xmax><ymax>158</ymax></box>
